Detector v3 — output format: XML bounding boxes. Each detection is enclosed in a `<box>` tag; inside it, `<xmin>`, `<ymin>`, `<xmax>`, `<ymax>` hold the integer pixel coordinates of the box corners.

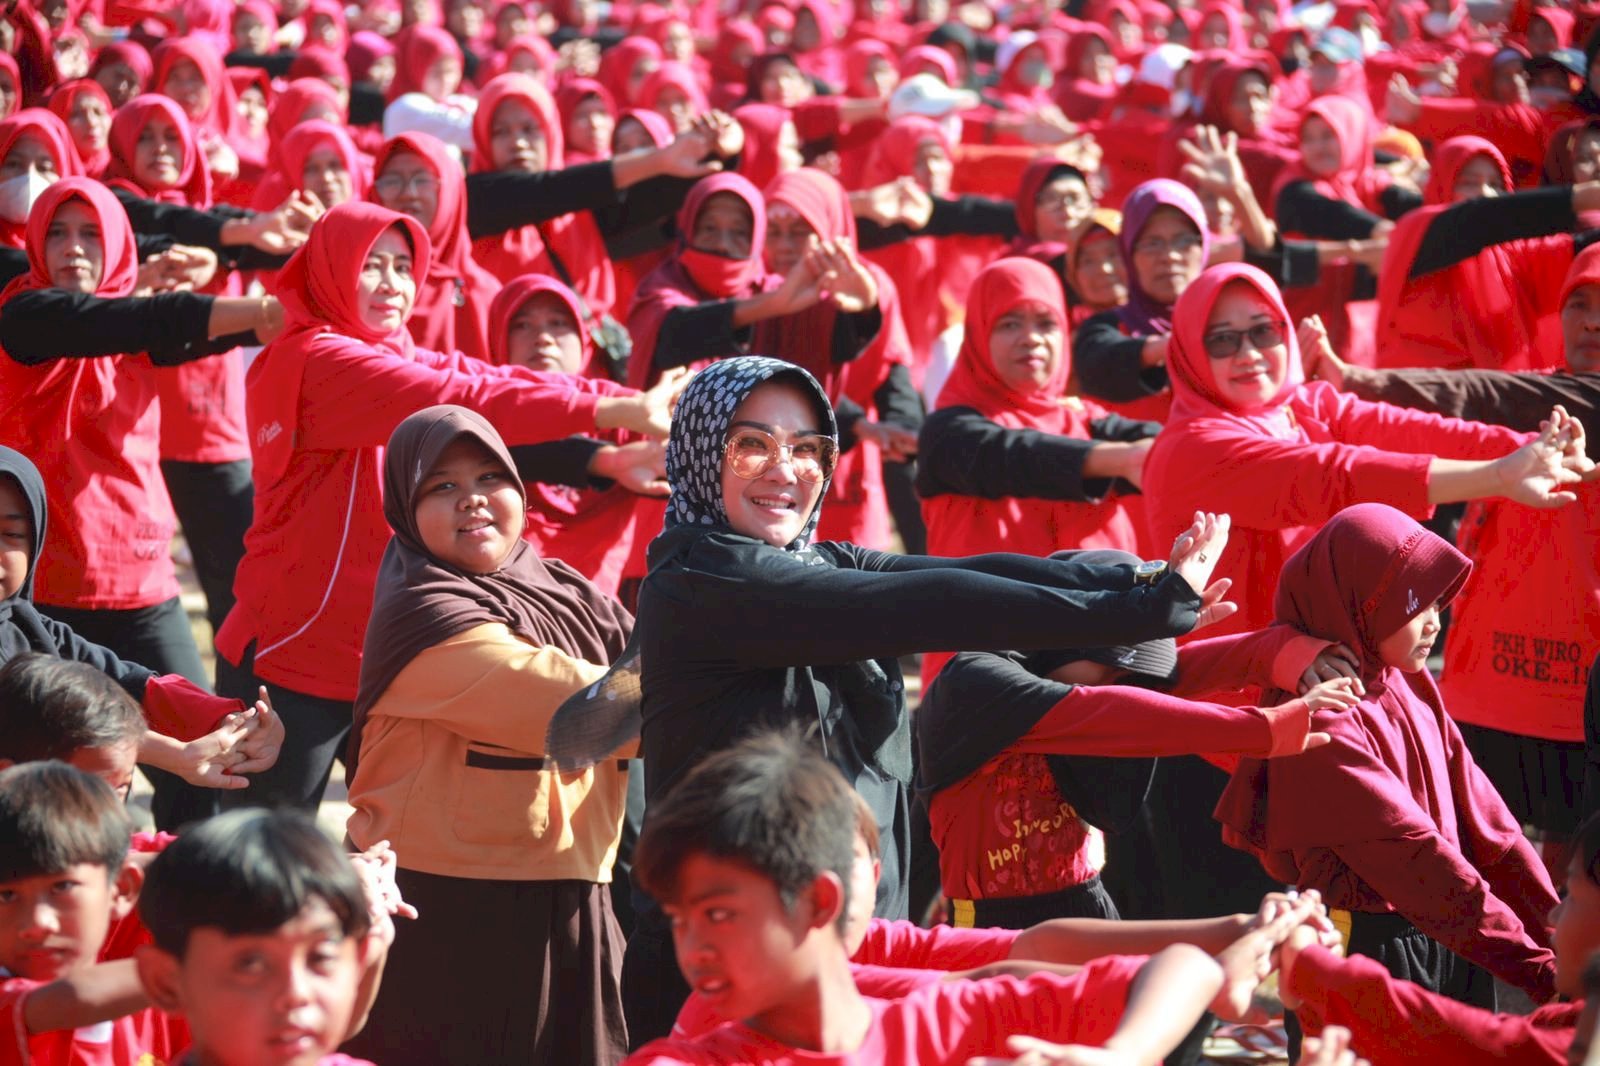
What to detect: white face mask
<box><xmin>0</xmin><ymin>170</ymin><xmax>55</xmax><ymax>224</ymax></box>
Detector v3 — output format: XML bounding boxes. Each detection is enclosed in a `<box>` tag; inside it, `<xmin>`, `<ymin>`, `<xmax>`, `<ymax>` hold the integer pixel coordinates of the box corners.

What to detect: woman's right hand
<box><xmin>1301</xmin><ymin>676</ymin><xmax>1363</xmax><ymax>715</ymax></box>
<box><xmin>1299</xmin><ymin>644</ymin><xmax>1364</xmax><ymax>696</ymax></box>
<box><xmin>1168</xmin><ymin>511</ymin><xmax>1235</xmax><ymax>627</ymax></box>
<box><xmin>1494</xmin><ymin>414</ymin><xmax>1585</xmax><ymax>508</ymax></box>
<box><xmin>591</xmin><ymin>439</ymin><xmax>670</xmax><ymax>496</ymax></box>
<box><xmin>1297</xmin><ymin>316</ymin><xmax>1347</xmax><ymax>388</ymax></box>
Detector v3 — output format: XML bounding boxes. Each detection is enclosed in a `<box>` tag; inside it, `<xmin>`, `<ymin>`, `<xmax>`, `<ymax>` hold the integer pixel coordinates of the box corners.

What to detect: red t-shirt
<box><xmin>628</xmin><ymin>956</ymin><xmax>1145</xmax><ymax>1065</ymax></box>
<box><xmin>0</xmin><ymin>978</ymin><xmax>185</xmax><ymax>1066</ymax></box>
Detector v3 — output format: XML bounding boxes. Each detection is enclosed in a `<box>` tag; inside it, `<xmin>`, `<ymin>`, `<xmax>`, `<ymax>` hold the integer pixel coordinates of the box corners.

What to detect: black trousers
<box><xmin>160</xmin><ymin>458</ymin><xmax>253</xmax><ymax>640</ymax></box>
<box><xmin>38</xmin><ymin>597</ymin><xmax>216</xmax><ymax>831</ymax></box>
<box><xmin>621</xmin><ymin>914</ymin><xmax>691</xmax><ymax>1051</ymax></box>
<box><xmin>215</xmin><ymin>642</ymin><xmax>351</xmax><ymax>813</ymax></box>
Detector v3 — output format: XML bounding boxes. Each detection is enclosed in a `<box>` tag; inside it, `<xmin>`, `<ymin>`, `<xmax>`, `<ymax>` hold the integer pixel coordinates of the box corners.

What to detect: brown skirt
<box><xmin>342</xmin><ymin>871</ymin><xmax>627</xmax><ymax>1065</ymax></box>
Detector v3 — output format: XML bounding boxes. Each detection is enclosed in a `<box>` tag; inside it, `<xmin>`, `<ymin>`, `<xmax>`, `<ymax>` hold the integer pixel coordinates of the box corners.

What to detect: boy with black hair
<box><xmin>0</xmin><ymin>655</ymin><xmax>145</xmax><ymax>801</ymax></box>
<box><xmin>135</xmin><ymin>809</ymin><xmax>404</xmax><ymax>1066</ymax></box>
<box><xmin>0</xmin><ymin>762</ymin><xmax>186</xmax><ymax>1063</ymax></box>
<box><xmin>627</xmin><ymin>730</ymin><xmax>1313</xmax><ymax>1065</ymax></box>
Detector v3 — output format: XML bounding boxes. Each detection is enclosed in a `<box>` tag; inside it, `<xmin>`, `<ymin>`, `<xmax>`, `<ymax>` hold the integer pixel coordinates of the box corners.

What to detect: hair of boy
<box><xmin>0</xmin><ymin>762</ymin><xmax>131</xmax><ymax>884</ymax></box>
<box><xmin>633</xmin><ymin>728</ymin><xmax>860</xmax><ymax>936</ymax></box>
<box><xmin>139</xmin><ymin>809</ymin><xmax>370</xmax><ymax>958</ymax></box>
<box><xmin>0</xmin><ymin>654</ymin><xmax>144</xmax><ymax>764</ymax></box>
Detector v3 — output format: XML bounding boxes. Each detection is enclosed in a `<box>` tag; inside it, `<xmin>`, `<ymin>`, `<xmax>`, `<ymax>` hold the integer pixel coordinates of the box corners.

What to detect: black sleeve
<box><xmin>32</xmin><ymin>611</ymin><xmax>156</xmax><ymax>701</ymax></box>
<box><xmin>1340</xmin><ymin>367</ymin><xmax>1600</xmax><ymax>430</ymax></box>
<box><xmin>662</xmin><ymin>536</ymin><xmax>1200</xmax><ymax>668</ymax></box>
<box><xmin>915</xmin><ymin>405</ymin><xmax>1110</xmax><ymax>501</ymax></box>
<box><xmin>0</xmin><ymin>247</ymin><xmax>25</xmax><ymax>287</ymax></box>
<box><xmin>464</xmin><ymin>162</ymin><xmax>622</xmax><ymax>238</ymax></box>
<box><xmin>1244</xmin><ymin>238</ymin><xmax>1323</xmax><ymax>290</ymax></box>
<box><xmin>1275</xmin><ymin>180</ymin><xmax>1383</xmax><ymax>240</ymax></box>
<box><xmin>855</xmin><ymin>216</ymin><xmax>916</xmax><ymax>250</ymax></box>
<box><xmin>1089</xmin><ymin>413</ymin><xmax>1161</xmax><ymax>442</ymax></box>
<box><xmin>0</xmin><ymin>290</ymin><xmax>230</xmax><ymax>366</ymax></box>
<box><xmin>508</xmin><ymin>437</ymin><xmax>609</xmax><ymax>489</ymax></box>
<box><xmin>835</xmin><ymin>394</ymin><xmax>867</xmax><ymax>450</ymax></box>
<box><xmin>348</xmin><ymin>82</ymin><xmax>387</xmax><ymax>127</ymax></box>
<box><xmin>875</xmin><ymin>363</ymin><xmax>924</xmax><ymax>430</ymax></box>
<box><xmin>921</xmin><ymin>195</ymin><xmax>1020</xmax><ymax>239</ymax></box>
<box><xmin>112</xmin><ymin>188</ymin><xmax>289</xmax><ymax>271</ymax></box>
<box><xmin>1381</xmin><ymin>184</ymin><xmax>1424</xmax><ymax>220</ymax></box>
<box><xmin>1578</xmin><ymin>229</ymin><xmax>1600</xmax><ymax>255</ymax></box>
<box><xmin>653</xmin><ymin>301</ymin><xmax>749</xmax><ymax>369</ymax></box>
<box><xmin>1409</xmin><ymin>186</ymin><xmax>1577</xmax><ymax>280</ymax></box>
<box><xmin>223</xmin><ymin>50</ymin><xmax>298</xmax><ymax>77</ymax></box>
<box><xmin>1074</xmin><ymin>310</ymin><xmax>1169</xmax><ymax>402</ymax></box>
<box><xmin>831</xmin><ymin>306</ymin><xmax>882</xmax><ymax>366</ymax></box>
<box><xmin>591</xmin><ymin>173</ymin><xmax>700</xmax><ymax>242</ymax></box>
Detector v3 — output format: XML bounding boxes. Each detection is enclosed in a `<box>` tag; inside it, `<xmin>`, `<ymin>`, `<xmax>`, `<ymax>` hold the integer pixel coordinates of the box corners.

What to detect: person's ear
<box><xmin>111</xmin><ymin>857</ymin><xmax>143</xmax><ymax>922</ymax></box>
<box><xmin>134</xmin><ymin>944</ymin><xmax>187</xmax><ymax>1014</ymax></box>
<box><xmin>806</xmin><ymin>870</ymin><xmax>845</xmax><ymax>933</ymax></box>
<box><xmin>870</xmin><ymin>858</ymin><xmax>881</xmax><ymax>887</ymax></box>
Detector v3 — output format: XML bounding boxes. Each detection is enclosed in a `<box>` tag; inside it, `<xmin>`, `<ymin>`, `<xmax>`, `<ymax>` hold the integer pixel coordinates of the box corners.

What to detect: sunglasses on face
<box><xmin>1202</xmin><ymin>319</ymin><xmax>1288</xmax><ymax>359</ymax></box>
<box><xmin>723</xmin><ymin>427</ymin><xmax>838</xmax><ymax>483</ymax></box>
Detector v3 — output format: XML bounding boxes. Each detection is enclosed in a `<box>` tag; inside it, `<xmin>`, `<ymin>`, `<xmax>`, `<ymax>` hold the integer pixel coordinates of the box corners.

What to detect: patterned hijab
<box><xmin>662</xmin><ymin>355</ymin><xmax>837</xmax><ymax>552</ymax></box>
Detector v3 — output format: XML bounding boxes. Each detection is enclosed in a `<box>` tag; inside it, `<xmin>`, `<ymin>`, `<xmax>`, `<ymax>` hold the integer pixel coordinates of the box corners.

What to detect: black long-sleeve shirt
<box><xmin>1408</xmin><ymin>185</ymin><xmax>1594</xmax><ymax>280</ymax></box>
<box><xmin>916</xmin><ymin>406</ymin><xmax>1158</xmax><ymax>501</ymax></box>
<box><xmin>0</xmin><ymin>290</ymin><xmax>248</xmax><ymax>366</ymax></box>
<box><xmin>0</xmin><ymin>233</ymin><xmax>174</xmax><ymax>287</ymax></box>
<box><xmin>857</xmin><ymin>195</ymin><xmax>1019</xmax><ymax>250</ymax></box>
<box><xmin>1340</xmin><ymin>366</ymin><xmax>1600</xmax><ymax>430</ymax></box>
<box><xmin>1274</xmin><ymin>181</ymin><xmax>1421</xmax><ymax>241</ymax></box>
<box><xmin>111</xmin><ymin>188</ymin><xmax>290</xmax><ymax>272</ymax></box>
<box><xmin>464</xmin><ymin>161</ymin><xmax>701</xmax><ymax>254</ymax></box>
<box><xmin>652</xmin><ymin>302</ymin><xmax>883</xmax><ymax>374</ymax></box>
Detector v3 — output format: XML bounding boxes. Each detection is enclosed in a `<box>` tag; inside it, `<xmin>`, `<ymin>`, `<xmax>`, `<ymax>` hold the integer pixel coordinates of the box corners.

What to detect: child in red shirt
<box><xmin>626</xmin><ymin>729</ymin><xmax>1320</xmax><ymax>1065</ymax></box>
<box><xmin>135</xmin><ymin>808</ymin><xmax>411</xmax><ymax>1066</ymax></box>
<box><xmin>0</xmin><ymin>762</ymin><xmax>186</xmax><ymax>1066</ymax></box>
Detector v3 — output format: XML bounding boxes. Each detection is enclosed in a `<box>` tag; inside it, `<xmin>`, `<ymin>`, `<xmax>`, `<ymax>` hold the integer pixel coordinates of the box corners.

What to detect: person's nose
<box><xmin>18</xmin><ymin>901</ymin><xmax>58</xmax><ymax>943</ymax></box>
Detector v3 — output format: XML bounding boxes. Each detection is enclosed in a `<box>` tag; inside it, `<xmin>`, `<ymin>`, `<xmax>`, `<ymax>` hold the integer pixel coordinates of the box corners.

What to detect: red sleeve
<box><xmin>1169</xmin><ymin>628</ymin><xmax>1333</xmax><ymax>699</ymax></box>
<box><xmin>1011</xmin><ymin>686</ymin><xmax>1308</xmax><ymax>759</ymax></box>
<box><xmin>140</xmin><ymin>674</ymin><xmax>243</xmax><ymax>741</ymax></box>
<box><xmin>792</xmin><ymin>98</ymin><xmax>844</xmax><ymax>142</ymax></box>
<box><xmin>293</xmin><ymin>344</ymin><xmax>602</xmax><ymax>452</ymax></box>
<box><xmin>1150</xmin><ymin>420</ymin><xmax>1434</xmax><ymax>533</ymax></box>
<box><xmin>850</xmin><ymin>919</ymin><xmax>1018</xmax><ymax>970</ymax></box>
<box><xmin>850</xmin><ymin>964</ymin><xmax>946</xmax><ymax>1001</ymax></box>
<box><xmin>1311</xmin><ymin>382</ymin><xmax>1531</xmax><ymax>461</ymax></box>
<box><xmin>1288</xmin><ymin>945</ymin><xmax>1576</xmax><ymax>1065</ymax></box>
<box><xmin>0</xmin><ymin>978</ymin><xmax>32</xmax><ymax>1066</ymax></box>
<box><xmin>1330</xmin><ymin>830</ymin><xmax>1557</xmax><ymax>1002</ymax></box>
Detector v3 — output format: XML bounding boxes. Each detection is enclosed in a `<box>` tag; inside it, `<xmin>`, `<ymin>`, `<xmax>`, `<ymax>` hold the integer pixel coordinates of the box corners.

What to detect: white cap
<box><xmin>887</xmin><ymin>73</ymin><xmax>979</xmax><ymax>119</ymax></box>
<box><xmin>1136</xmin><ymin>43</ymin><xmax>1193</xmax><ymax>90</ymax></box>
<box><xmin>995</xmin><ymin>29</ymin><xmax>1040</xmax><ymax>78</ymax></box>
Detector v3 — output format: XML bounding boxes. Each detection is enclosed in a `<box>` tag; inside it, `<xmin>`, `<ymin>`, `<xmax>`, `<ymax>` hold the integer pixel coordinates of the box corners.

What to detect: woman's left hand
<box><xmin>809</xmin><ymin>239</ymin><xmax>878</xmax><ymax>313</ymax></box>
<box><xmin>1178</xmin><ymin>125</ymin><xmax>1248</xmax><ymax>201</ymax></box>
<box><xmin>592</xmin><ymin>440</ymin><xmax>670</xmax><ymax>496</ymax></box>
<box><xmin>228</xmin><ymin>686</ymin><xmax>285</xmax><ymax>775</ymax></box>
<box><xmin>1544</xmin><ymin>405</ymin><xmax>1600</xmax><ymax>481</ymax></box>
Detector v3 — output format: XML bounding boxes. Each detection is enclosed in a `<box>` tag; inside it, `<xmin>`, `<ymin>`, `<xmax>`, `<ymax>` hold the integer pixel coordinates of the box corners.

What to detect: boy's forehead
<box><xmin>0</xmin><ymin>862</ymin><xmax>113</xmax><ymax>889</ymax></box>
<box><xmin>667</xmin><ymin>853</ymin><xmax>771</xmax><ymax>905</ymax></box>
<box><xmin>187</xmin><ymin>897</ymin><xmax>351</xmax><ymax>951</ymax></box>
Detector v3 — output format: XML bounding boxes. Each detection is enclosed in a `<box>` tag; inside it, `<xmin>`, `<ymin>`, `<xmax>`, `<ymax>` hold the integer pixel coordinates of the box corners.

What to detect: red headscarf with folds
<box><xmin>348</xmin><ymin>31</ymin><xmax>397</xmax><ymax>84</ymax></box>
<box><xmin>1198</xmin><ymin>2</ymin><xmax>1249</xmax><ymax>49</ymax></box>
<box><xmin>1546</xmin><ymin>118</ymin><xmax>1600</xmax><ymax>185</ymax></box>
<box><xmin>89</xmin><ymin>42</ymin><xmax>152</xmax><ymax>101</ymax></box>
<box><xmin>252</xmin><ymin>119</ymin><xmax>369</xmax><ymax>211</ymax></box>
<box><xmin>733</xmin><ymin>103</ymin><xmax>794</xmax><ymax>192</ymax></box>
<box><xmin>1374</xmin><ymin>136</ymin><xmax>1570</xmax><ymax>372</ymax></box>
<box><xmin>899</xmin><ymin>45</ymin><xmax>959</xmax><ymax>85</ymax></box>
<box><xmin>843</xmin><ymin>39</ymin><xmax>895</xmax><ymax>97</ymax></box>
<box><xmin>106</xmin><ymin>94</ymin><xmax>212</xmax><ymax>207</ymax></box>
<box><xmin>0</xmin><ymin>53</ymin><xmax>20</xmax><ymax>121</ymax></box>
<box><xmin>255</xmin><ymin>203</ymin><xmax>432</xmax><ymax>485</ymax></box>
<box><xmin>267</xmin><ymin>78</ymin><xmax>346</xmax><ymax>152</ymax></box>
<box><xmin>792</xmin><ymin>0</ymin><xmax>844</xmax><ymax>87</ymax></box>
<box><xmin>469</xmin><ymin>74</ymin><xmax>616</xmax><ymax>316</ymax></box>
<box><xmin>1165</xmin><ymin>262</ymin><xmax>1304</xmax><ymax>430</ymax></box>
<box><xmin>1187</xmin><ymin>57</ymin><xmax>1295</xmax><ymax>200</ymax></box>
<box><xmin>710</xmin><ymin>22</ymin><xmax>766</xmax><ymax>106</ymax></box>
<box><xmin>478</xmin><ymin>35</ymin><xmax>558</xmax><ymax>85</ymax></box>
<box><xmin>1009</xmin><ymin>158</ymin><xmax>1085</xmax><ymax>262</ymax></box>
<box><xmin>1055</xmin><ymin>24</ymin><xmax>1118</xmax><ymax>122</ymax></box>
<box><xmin>288</xmin><ymin>47</ymin><xmax>352</xmax><ymax>87</ymax></box>
<box><xmin>627</xmin><ymin>172</ymin><xmax>779</xmax><ymax>388</ymax></box>
<box><xmin>301</xmin><ymin>0</ymin><xmax>350</xmax><ymax>54</ymax></box>
<box><xmin>46</xmin><ymin>82</ymin><xmax>110</xmax><ymax>179</ymax></box>
<box><xmin>598</xmin><ymin>37</ymin><xmax>663</xmax><ymax>108</ymax></box>
<box><xmin>1214</xmin><ymin>504</ymin><xmax>1484</xmax><ymax>888</ymax></box>
<box><xmin>233</xmin><ymin>0</ymin><xmax>279</xmax><ymax>49</ymax></box>
<box><xmin>369</xmin><ymin>131</ymin><xmax>497</xmax><ymax>359</ymax></box>
<box><xmin>151</xmin><ymin>36</ymin><xmax>237</xmax><ymax>140</ymax></box>
<box><xmin>390</xmin><ymin>26</ymin><xmax>463</xmax><ymax>100</ymax></box>
<box><xmin>0</xmin><ymin>177</ymin><xmax>138</xmax><ymax>304</ymax></box>
<box><xmin>637</xmin><ymin>60</ymin><xmax>708</xmax><ymax>119</ymax></box>
<box><xmin>226</xmin><ymin>66</ymin><xmax>273</xmax><ymax>172</ymax></box>
<box><xmin>759</xmin><ymin>166</ymin><xmax>858</xmax><ymax>389</ymax></box>
<box><xmin>554</xmin><ymin>78</ymin><xmax>616</xmax><ymax>164</ymax></box>
<box><xmin>0</xmin><ymin>110</ymin><xmax>85</xmax><ymax>248</ymax></box>
<box><xmin>1271</xmin><ymin>95</ymin><xmax>1391</xmax><ymax>211</ymax></box>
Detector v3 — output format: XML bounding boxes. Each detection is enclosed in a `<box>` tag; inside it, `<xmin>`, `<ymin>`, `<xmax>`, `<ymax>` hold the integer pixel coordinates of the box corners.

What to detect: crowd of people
<box><xmin>2</xmin><ymin>0</ymin><xmax>1600</xmax><ymax>1061</ymax></box>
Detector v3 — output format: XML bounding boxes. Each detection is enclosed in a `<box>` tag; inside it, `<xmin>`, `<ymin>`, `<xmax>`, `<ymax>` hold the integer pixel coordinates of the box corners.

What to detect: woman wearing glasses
<box><xmin>618</xmin><ymin>354</ymin><xmax>1237</xmax><ymax>1045</ymax></box>
<box><xmin>1142</xmin><ymin>261</ymin><xmax>1590</xmax><ymax>641</ymax></box>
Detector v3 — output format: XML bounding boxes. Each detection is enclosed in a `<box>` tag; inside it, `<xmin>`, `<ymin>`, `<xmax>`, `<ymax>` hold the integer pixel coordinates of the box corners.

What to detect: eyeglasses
<box><xmin>374</xmin><ymin>172</ymin><xmax>440</xmax><ymax>198</ymax></box>
<box><xmin>1036</xmin><ymin>193</ymin><xmax>1089</xmax><ymax>215</ymax></box>
<box><xmin>1202</xmin><ymin>319</ymin><xmax>1288</xmax><ymax>359</ymax></box>
<box><xmin>724</xmin><ymin>427</ymin><xmax>837</xmax><ymax>483</ymax></box>
<box><xmin>1133</xmin><ymin>233</ymin><xmax>1203</xmax><ymax>257</ymax></box>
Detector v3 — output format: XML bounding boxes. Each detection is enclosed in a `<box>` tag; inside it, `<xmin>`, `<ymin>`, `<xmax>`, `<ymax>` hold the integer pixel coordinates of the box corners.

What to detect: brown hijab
<box><xmin>350</xmin><ymin>405</ymin><xmax>632</xmax><ymax>764</ymax></box>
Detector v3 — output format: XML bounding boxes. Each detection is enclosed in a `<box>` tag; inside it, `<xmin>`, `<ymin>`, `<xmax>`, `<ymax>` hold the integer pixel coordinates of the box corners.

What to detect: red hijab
<box><xmin>627</xmin><ymin>172</ymin><xmax>777</xmax><ymax>388</ymax></box>
<box><xmin>554</xmin><ymin>77</ymin><xmax>616</xmax><ymax>164</ymax></box>
<box><xmin>469</xmin><ymin>74</ymin><xmax>616</xmax><ymax>315</ymax></box>
<box><xmin>0</xmin><ymin>177</ymin><xmax>138</xmax><ymax>304</ymax></box>
<box><xmin>89</xmin><ymin>42</ymin><xmax>151</xmax><ymax>103</ymax></box>
<box><xmin>1010</xmin><ymin>158</ymin><xmax>1085</xmax><ymax>262</ymax></box>
<box><xmin>391</xmin><ymin>26</ymin><xmax>463</xmax><ymax>100</ymax></box>
<box><xmin>151</xmin><ymin>36</ymin><xmax>237</xmax><ymax>140</ymax></box>
<box><xmin>598</xmin><ymin>37</ymin><xmax>663</xmax><ymax>108</ymax></box>
<box><xmin>233</xmin><ymin>0</ymin><xmax>279</xmax><ymax>50</ymax></box>
<box><xmin>301</xmin><ymin>0</ymin><xmax>350</xmax><ymax>54</ymax></box>
<box><xmin>369</xmin><ymin>131</ymin><xmax>497</xmax><ymax>359</ymax></box>
<box><xmin>106</xmin><ymin>94</ymin><xmax>212</xmax><ymax>207</ymax></box>
<box><xmin>733</xmin><ymin>103</ymin><xmax>794</xmax><ymax>192</ymax></box>
<box><xmin>253</xmin><ymin>119</ymin><xmax>369</xmax><ymax>211</ymax></box>
<box><xmin>1055</xmin><ymin>24</ymin><xmax>1118</xmax><ymax>121</ymax></box>
<box><xmin>843</xmin><ymin>39</ymin><xmax>896</xmax><ymax>97</ymax></box>
<box><xmin>0</xmin><ymin>53</ymin><xmax>19</xmax><ymax>121</ymax></box>
<box><xmin>614</xmin><ymin>107</ymin><xmax>674</xmax><ymax>150</ymax></box>
<box><xmin>0</xmin><ymin>110</ymin><xmax>85</xmax><ymax>249</ymax></box>
<box><xmin>1271</xmin><ymin>95</ymin><xmax>1390</xmax><ymax>211</ymax></box>
<box><xmin>267</xmin><ymin>79</ymin><xmax>345</xmax><ymax>152</ymax></box>
<box><xmin>1375</xmin><ymin>136</ymin><xmax>1569</xmax><ymax>371</ymax></box>
<box><xmin>637</xmin><ymin>60</ymin><xmax>708</xmax><ymax>119</ymax></box>
<box><xmin>45</xmin><ymin>81</ymin><xmax>109</xmax><ymax>179</ymax></box>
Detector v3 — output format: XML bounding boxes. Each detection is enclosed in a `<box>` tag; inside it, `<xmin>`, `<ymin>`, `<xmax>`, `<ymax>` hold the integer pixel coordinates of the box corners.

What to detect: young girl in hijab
<box><xmin>486</xmin><ymin>273</ymin><xmax>665</xmax><ymax>595</ymax></box>
<box><xmin>1142</xmin><ymin>262</ymin><xmax>1591</xmax><ymax>640</ymax></box>
<box><xmin>0</xmin><ymin>178</ymin><xmax>283</xmax><ymax>823</ymax></box>
<box><xmin>250</xmin><ymin>120</ymin><xmax>368</xmax><ymax>216</ymax></box>
<box><xmin>151</xmin><ymin>36</ymin><xmax>242</xmax><ymax>186</ymax></box>
<box><xmin>344</xmin><ymin>405</ymin><xmax>635</xmax><ymax>1066</ymax></box>
<box><xmin>1063</xmin><ymin>209</ymin><xmax>1129</xmax><ymax>332</ymax></box>
<box><xmin>212</xmin><ymin>201</ymin><xmax>676</xmax><ymax>814</ymax></box>
<box><xmin>0</xmin><ymin>110</ymin><xmax>81</xmax><ymax>250</ymax></box>
<box><xmin>610</xmin><ymin>354</ymin><xmax>1236</xmax><ymax>1044</ymax></box>
<box><xmin>45</xmin><ymin>80</ymin><xmax>110</xmax><ymax>180</ymax></box>
<box><xmin>1055</xmin><ymin>25</ymin><xmax>1120</xmax><ymax>122</ymax></box>
<box><xmin>90</xmin><ymin>41</ymin><xmax>150</xmax><ymax>110</ymax></box>
<box><xmin>918</xmin><ymin>259</ymin><xmax>1155</xmax><ymax>665</ymax></box>
<box><xmin>1216</xmin><ymin>503</ymin><xmax>1562</xmax><ymax>1009</ymax></box>
<box><xmin>1374</xmin><ymin>138</ymin><xmax>1600</xmax><ymax>373</ymax></box>
<box><xmin>638</xmin><ymin>60</ymin><xmax>707</xmax><ymax>133</ymax></box>
<box><xmin>556</xmin><ymin>77</ymin><xmax>616</xmax><ymax>165</ymax></box>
